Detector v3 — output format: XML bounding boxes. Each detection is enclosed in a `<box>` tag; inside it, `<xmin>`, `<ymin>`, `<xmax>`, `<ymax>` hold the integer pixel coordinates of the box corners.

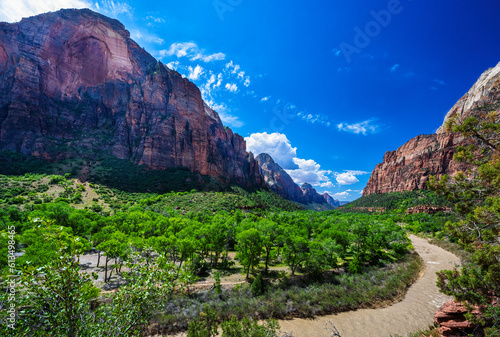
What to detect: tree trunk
<box><xmin>104</xmin><ymin>257</ymin><xmax>109</xmax><ymax>282</ymax></box>
<box><xmin>97</xmin><ymin>251</ymin><xmax>101</xmax><ymax>267</ymax></box>
<box><xmin>264</xmin><ymin>247</ymin><xmax>271</xmax><ymax>274</ymax></box>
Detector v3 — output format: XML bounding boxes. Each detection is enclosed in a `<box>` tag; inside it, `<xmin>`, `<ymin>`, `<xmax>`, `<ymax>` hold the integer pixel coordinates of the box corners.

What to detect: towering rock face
<box><xmin>0</xmin><ymin>9</ymin><xmax>263</xmax><ymax>188</ymax></box>
<box><xmin>255</xmin><ymin>153</ymin><xmax>305</xmax><ymax>202</ymax></box>
<box><xmin>364</xmin><ymin>62</ymin><xmax>500</xmax><ymax>196</ymax></box>
<box><xmin>255</xmin><ymin>153</ymin><xmax>338</xmax><ymax>207</ymax></box>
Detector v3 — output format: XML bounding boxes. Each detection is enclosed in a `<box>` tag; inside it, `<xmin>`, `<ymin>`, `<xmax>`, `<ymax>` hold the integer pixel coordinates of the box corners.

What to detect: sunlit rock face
<box><xmin>0</xmin><ymin>9</ymin><xmax>263</xmax><ymax>188</ymax></box>
<box><xmin>364</xmin><ymin>62</ymin><xmax>500</xmax><ymax>196</ymax></box>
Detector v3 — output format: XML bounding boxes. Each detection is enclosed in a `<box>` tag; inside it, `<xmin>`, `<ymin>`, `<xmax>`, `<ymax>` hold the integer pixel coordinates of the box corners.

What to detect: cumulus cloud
<box><xmin>260</xmin><ymin>96</ymin><xmax>271</xmax><ymax>102</ymax></box>
<box><xmin>333</xmin><ymin>191</ymin><xmax>350</xmax><ymax>198</ymax></box>
<box><xmin>337</xmin><ymin>119</ymin><xmax>380</xmax><ymax>135</ymax></box>
<box><xmin>225</xmin><ymin>83</ymin><xmax>238</xmax><ymax>93</ymax></box>
<box><xmin>188</xmin><ymin>65</ymin><xmax>204</xmax><ymax>80</ymax></box>
<box><xmin>159</xmin><ymin>42</ymin><xmax>226</xmax><ymax>63</ymax></box>
<box><xmin>334</xmin><ymin>170</ymin><xmax>369</xmax><ymax>185</ymax></box>
<box><xmin>286</xmin><ymin>158</ymin><xmax>333</xmax><ymax>186</ymax></box>
<box><xmin>0</xmin><ymin>0</ymin><xmax>92</xmax><ymax>22</ymax></box>
<box><xmin>335</xmin><ymin>173</ymin><xmax>359</xmax><ymax>185</ymax></box>
<box><xmin>245</xmin><ymin>132</ymin><xmax>298</xmax><ymax>169</ymax></box>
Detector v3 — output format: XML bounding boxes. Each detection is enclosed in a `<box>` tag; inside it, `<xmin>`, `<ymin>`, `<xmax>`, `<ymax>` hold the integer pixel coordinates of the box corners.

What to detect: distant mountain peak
<box><xmin>300</xmin><ymin>182</ymin><xmax>313</xmax><ymax>190</ymax></box>
<box><xmin>255</xmin><ymin>154</ymin><xmax>337</xmax><ymax>209</ymax></box>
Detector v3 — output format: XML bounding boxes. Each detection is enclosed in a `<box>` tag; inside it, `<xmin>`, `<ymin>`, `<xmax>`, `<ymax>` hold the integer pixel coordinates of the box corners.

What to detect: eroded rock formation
<box><xmin>0</xmin><ymin>9</ymin><xmax>263</xmax><ymax>188</ymax></box>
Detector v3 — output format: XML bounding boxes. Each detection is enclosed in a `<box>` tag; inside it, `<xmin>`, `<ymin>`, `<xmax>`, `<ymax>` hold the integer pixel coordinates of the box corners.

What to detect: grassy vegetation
<box><xmin>153</xmin><ymin>252</ymin><xmax>423</xmax><ymax>334</ymax></box>
<box><xmin>341</xmin><ymin>190</ymin><xmax>452</xmax><ymax>211</ymax></box>
<box><xmin>0</xmin><ymin>173</ymin><xmax>302</xmax><ymax>213</ymax></box>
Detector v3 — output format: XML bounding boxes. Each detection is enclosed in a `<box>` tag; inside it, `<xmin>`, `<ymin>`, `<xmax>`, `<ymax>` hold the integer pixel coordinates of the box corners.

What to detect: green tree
<box><xmin>236</xmin><ymin>228</ymin><xmax>263</xmax><ymax>279</ymax></box>
<box><xmin>283</xmin><ymin>234</ymin><xmax>310</xmax><ymax>276</ymax></box>
<box><xmin>257</xmin><ymin>219</ymin><xmax>283</xmax><ymax>274</ymax></box>
<box><xmin>429</xmin><ymin>110</ymin><xmax>500</xmax><ymax>335</ymax></box>
<box><xmin>0</xmin><ymin>222</ymin><xmax>182</xmax><ymax>337</ymax></box>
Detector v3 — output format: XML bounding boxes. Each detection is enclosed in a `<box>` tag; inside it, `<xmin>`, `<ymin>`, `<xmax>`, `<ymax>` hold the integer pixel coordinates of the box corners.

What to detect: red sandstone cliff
<box><xmin>363</xmin><ymin>61</ymin><xmax>500</xmax><ymax>196</ymax></box>
<box><xmin>0</xmin><ymin>9</ymin><xmax>263</xmax><ymax>188</ymax></box>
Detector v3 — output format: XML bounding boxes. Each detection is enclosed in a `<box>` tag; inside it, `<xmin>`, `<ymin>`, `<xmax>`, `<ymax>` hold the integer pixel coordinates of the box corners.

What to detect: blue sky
<box><xmin>3</xmin><ymin>0</ymin><xmax>500</xmax><ymax>200</ymax></box>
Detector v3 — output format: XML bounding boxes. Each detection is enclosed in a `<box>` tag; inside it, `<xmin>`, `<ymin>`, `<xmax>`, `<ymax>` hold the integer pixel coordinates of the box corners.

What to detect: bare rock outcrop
<box><xmin>434</xmin><ymin>300</ymin><xmax>480</xmax><ymax>337</ymax></box>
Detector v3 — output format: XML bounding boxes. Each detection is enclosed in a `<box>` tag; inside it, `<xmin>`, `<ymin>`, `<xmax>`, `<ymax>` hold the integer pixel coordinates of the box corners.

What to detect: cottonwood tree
<box><xmin>0</xmin><ymin>220</ymin><xmax>183</xmax><ymax>337</ymax></box>
<box><xmin>236</xmin><ymin>228</ymin><xmax>263</xmax><ymax>279</ymax></box>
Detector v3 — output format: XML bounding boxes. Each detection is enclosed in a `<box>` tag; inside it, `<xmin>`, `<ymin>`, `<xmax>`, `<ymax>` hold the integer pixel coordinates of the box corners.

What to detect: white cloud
<box><xmin>337</xmin><ymin>119</ymin><xmax>380</xmax><ymax>135</ymax></box>
<box><xmin>166</xmin><ymin>61</ymin><xmax>179</xmax><ymax>70</ymax></box>
<box><xmin>244</xmin><ymin>77</ymin><xmax>251</xmax><ymax>87</ymax></box>
<box><xmin>333</xmin><ymin>191</ymin><xmax>350</xmax><ymax>198</ymax></box>
<box><xmin>297</xmin><ymin>111</ymin><xmax>330</xmax><ymax>126</ymax></box>
<box><xmin>145</xmin><ymin>15</ymin><xmax>165</xmax><ymax>25</ymax></box>
<box><xmin>130</xmin><ymin>30</ymin><xmax>164</xmax><ymax>45</ymax></box>
<box><xmin>245</xmin><ymin>132</ymin><xmax>297</xmax><ymax>169</ymax></box>
<box><xmin>218</xmin><ymin>111</ymin><xmax>244</xmax><ymax>128</ymax></box>
<box><xmin>225</xmin><ymin>61</ymin><xmax>240</xmax><ymax>74</ymax></box>
<box><xmin>225</xmin><ymin>83</ymin><xmax>238</xmax><ymax>92</ymax></box>
<box><xmin>390</xmin><ymin>63</ymin><xmax>400</xmax><ymax>72</ymax></box>
<box><xmin>0</xmin><ymin>0</ymin><xmax>92</xmax><ymax>22</ymax></box>
<box><xmin>188</xmin><ymin>65</ymin><xmax>204</xmax><ymax>80</ymax></box>
<box><xmin>192</xmin><ymin>52</ymin><xmax>226</xmax><ymax>63</ymax></box>
<box><xmin>97</xmin><ymin>0</ymin><xmax>132</xmax><ymax>18</ymax></box>
<box><xmin>159</xmin><ymin>42</ymin><xmax>226</xmax><ymax>63</ymax></box>
<box><xmin>260</xmin><ymin>96</ymin><xmax>271</xmax><ymax>102</ymax></box>
<box><xmin>335</xmin><ymin>173</ymin><xmax>359</xmax><ymax>185</ymax></box>
<box><xmin>334</xmin><ymin>170</ymin><xmax>369</xmax><ymax>185</ymax></box>
<box><xmin>286</xmin><ymin>158</ymin><xmax>332</xmax><ymax>186</ymax></box>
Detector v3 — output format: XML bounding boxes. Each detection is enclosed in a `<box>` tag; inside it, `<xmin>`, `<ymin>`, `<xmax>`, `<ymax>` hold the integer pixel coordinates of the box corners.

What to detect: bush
<box><xmin>221</xmin><ymin>316</ymin><xmax>281</xmax><ymax>337</ymax></box>
<box><xmin>251</xmin><ymin>272</ymin><xmax>266</xmax><ymax>297</ymax></box>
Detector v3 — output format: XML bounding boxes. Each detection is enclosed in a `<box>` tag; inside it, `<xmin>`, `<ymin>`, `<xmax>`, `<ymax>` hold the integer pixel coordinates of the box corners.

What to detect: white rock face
<box><xmin>437</xmin><ymin>61</ymin><xmax>500</xmax><ymax>133</ymax></box>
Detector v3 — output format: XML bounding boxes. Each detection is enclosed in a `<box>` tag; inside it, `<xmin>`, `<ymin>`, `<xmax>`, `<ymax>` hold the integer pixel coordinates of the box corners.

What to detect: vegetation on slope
<box><xmin>340</xmin><ymin>190</ymin><xmax>452</xmax><ymax>211</ymax></box>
